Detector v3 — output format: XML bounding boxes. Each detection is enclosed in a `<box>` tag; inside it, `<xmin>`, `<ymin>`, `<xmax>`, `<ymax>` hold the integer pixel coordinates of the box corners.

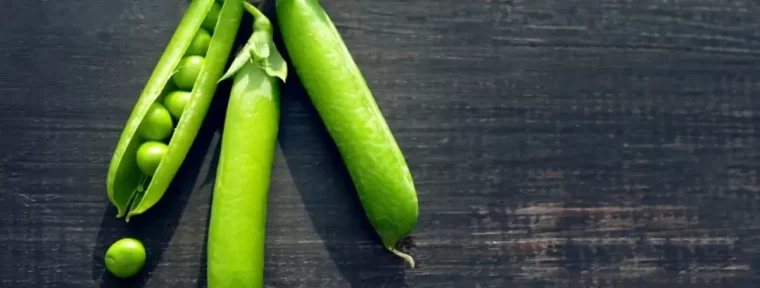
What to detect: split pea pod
<box><xmin>207</xmin><ymin>3</ymin><xmax>287</xmax><ymax>287</ymax></box>
<box><xmin>106</xmin><ymin>0</ymin><xmax>244</xmax><ymax>221</ymax></box>
<box><xmin>276</xmin><ymin>0</ymin><xmax>419</xmax><ymax>267</ymax></box>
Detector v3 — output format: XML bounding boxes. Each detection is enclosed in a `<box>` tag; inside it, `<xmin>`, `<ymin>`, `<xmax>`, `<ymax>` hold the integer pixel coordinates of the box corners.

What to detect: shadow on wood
<box><xmin>193</xmin><ymin>136</ymin><xmax>223</xmax><ymax>288</ymax></box>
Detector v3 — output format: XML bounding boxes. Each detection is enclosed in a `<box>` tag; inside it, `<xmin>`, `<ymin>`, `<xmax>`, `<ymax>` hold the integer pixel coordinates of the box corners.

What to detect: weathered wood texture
<box><xmin>2</xmin><ymin>0</ymin><xmax>760</xmax><ymax>287</ymax></box>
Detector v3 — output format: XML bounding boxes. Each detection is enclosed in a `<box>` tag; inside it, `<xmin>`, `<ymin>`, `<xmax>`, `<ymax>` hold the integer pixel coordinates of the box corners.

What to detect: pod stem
<box><xmin>219</xmin><ymin>1</ymin><xmax>287</xmax><ymax>83</ymax></box>
<box><xmin>243</xmin><ymin>1</ymin><xmax>265</xmax><ymax>18</ymax></box>
<box><xmin>387</xmin><ymin>246</ymin><xmax>415</xmax><ymax>268</ymax></box>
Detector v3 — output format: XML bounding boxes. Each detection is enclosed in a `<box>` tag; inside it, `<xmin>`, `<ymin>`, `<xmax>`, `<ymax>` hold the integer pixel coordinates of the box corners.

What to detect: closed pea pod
<box><xmin>106</xmin><ymin>0</ymin><xmax>244</xmax><ymax>221</ymax></box>
<box><xmin>207</xmin><ymin>3</ymin><xmax>287</xmax><ymax>287</ymax></box>
<box><xmin>276</xmin><ymin>0</ymin><xmax>419</xmax><ymax>266</ymax></box>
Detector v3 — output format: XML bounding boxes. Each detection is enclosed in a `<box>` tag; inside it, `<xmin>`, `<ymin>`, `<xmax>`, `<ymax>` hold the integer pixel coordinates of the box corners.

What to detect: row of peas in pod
<box><xmin>134</xmin><ymin>3</ymin><xmax>221</xmax><ymax>177</ymax></box>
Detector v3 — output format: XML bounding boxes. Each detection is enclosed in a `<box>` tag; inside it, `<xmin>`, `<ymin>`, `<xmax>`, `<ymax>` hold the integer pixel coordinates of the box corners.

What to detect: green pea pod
<box><xmin>276</xmin><ymin>0</ymin><xmax>419</xmax><ymax>267</ymax></box>
<box><xmin>106</xmin><ymin>0</ymin><xmax>244</xmax><ymax>221</ymax></box>
<box><xmin>207</xmin><ymin>3</ymin><xmax>287</xmax><ymax>287</ymax></box>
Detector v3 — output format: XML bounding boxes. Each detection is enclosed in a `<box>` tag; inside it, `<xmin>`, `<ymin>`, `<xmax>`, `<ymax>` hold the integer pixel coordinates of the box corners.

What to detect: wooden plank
<box><xmin>1</xmin><ymin>0</ymin><xmax>760</xmax><ymax>287</ymax></box>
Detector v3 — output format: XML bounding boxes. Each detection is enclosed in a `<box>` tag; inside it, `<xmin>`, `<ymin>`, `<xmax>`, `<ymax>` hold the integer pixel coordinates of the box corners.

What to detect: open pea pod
<box><xmin>106</xmin><ymin>0</ymin><xmax>244</xmax><ymax>221</ymax></box>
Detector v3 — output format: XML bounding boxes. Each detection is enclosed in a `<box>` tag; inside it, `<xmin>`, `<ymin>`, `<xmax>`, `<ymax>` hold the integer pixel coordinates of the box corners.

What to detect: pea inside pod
<box><xmin>163</xmin><ymin>91</ymin><xmax>192</xmax><ymax>119</ymax></box>
<box><xmin>136</xmin><ymin>103</ymin><xmax>173</xmax><ymax>141</ymax></box>
<box><xmin>136</xmin><ymin>141</ymin><xmax>168</xmax><ymax>176</ymax></box>
<box><xmin>106</xmin><ymin>0</ymin><xmax>245</xmax><ymax>221</ymax></box>
<box><xmin>185</xmin><ymin>28</ymin><xmax>212</xmax><ymax>56</ymax></box>
<box><xmin>201</xmin><ymin>1</ymin><xmax>222</xmax><ymax>32</ymax></box>
<box><xmin>173</xmin><ymin>55</ymin><xmax>205</xmax><ymax>90</ymax></box>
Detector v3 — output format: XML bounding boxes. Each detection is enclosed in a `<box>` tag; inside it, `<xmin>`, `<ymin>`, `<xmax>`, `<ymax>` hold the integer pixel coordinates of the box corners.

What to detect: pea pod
<box><xmin>206</xmin><ymin>3</ymin><xmax>286</xmax><ymax>287</ymax></box>
<box><xmin>106</xmin><ymin>0</ymin><xmax>244</xmax><ymax>221</ymax></box>
<box><xmin>276</xmin><ymin>0</ymin><xmax>419</xmax><ymax>267</ymax></box>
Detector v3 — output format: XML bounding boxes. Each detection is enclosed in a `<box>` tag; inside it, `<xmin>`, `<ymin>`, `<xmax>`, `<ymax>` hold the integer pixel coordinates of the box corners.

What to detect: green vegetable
<box><xmin>106</xmin><ymin>0</ymin><xmax>244</xmax><ymax>221</ymax></box>
<box><xmin>186</xmin><ymin>28</ymin><xmax>212</xmax><ymax>56</ymax></box>
<box><xmin>277</xmin><ymin>0</ymin><xmax>419</xmax><ymax>267</ymax></box>
<box><xmin>207</xmin><ymin>3</ymin><xmax>286</xmax><ymax>287</ymax></box>
<box><xmin>136</xmin><ymin>141</ymin><xmax>168</xmax><ymax>176</ymax></box>
<box><xmin>172</xmin><ymin>55</ymin><xmax>205</xmax><ymax>90</ymax></box>
<box><xmin>136</xmin><ymin>103</ymin><xmax>173</xmax><ymax>141</ymax></box>
<box><xmin>105</xmin><ymin>238</ymin><xmax>146</xmax><ymax>279</ymax></box>
<box><xmin>202</xmin><ymin>2</ymin><xmax>222</xmax><ymax>32</ymax></box>
<box><xmin>163</xmin><ymin>90</ymin><xmax>192</xmax><ymax>119</ymax></box>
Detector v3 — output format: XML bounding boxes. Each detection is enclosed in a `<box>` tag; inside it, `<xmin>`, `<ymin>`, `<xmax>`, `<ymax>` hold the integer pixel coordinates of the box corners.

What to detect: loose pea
<box><xmin>202</xmin><ymin>2</ymin><xmax>222</xmax><ymax>32</ymax></box>
<box><xmin>172</xmin><ymin>56</ymin><xmax>205</xmax><ymax>90</ymax></box>
<box><xmin>137</xmin><ymin>103</ymin><xmax>174</xmax><ymax>141</ymax></box>
<box><xmin>136</xmin><ymin>141</ymin><xmax>168</xmax><ymax>176</ymax></box>
<box><xmin>105</xmin><ymin>238</ymin><xmax>146</xmax><ymax>279</ymax></box>
<box><xmin>163</xmin><ymin>91</ymin><xmax>192</xmax><ymax>119</ymax></box>
<box><xmin>186</xmin><ymin>28</ymin><xmax>212</xmax><ymax>56</ymax></box>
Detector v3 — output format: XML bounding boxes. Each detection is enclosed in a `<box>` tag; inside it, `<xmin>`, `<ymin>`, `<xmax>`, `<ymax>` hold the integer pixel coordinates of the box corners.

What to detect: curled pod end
<box><xmin>125</xmin><ymin>211</ymin><xmax>139</xmax><ymax>223</ymax></box>
<box><xmin>387</xmin><ymin>245</ymin><xmax>415</xmax><ymax>268</ymax></box>
<box><xmin>124</xmin><ymin>192</ymin><xmax>149</xmax><ymax>223</ymax></box>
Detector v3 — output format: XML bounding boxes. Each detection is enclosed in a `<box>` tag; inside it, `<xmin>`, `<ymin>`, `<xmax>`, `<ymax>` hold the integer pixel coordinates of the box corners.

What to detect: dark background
<box><xmin>2</xmin><ymin>0</ymin><xmax>760</xmax><ymax>287</ymax></box>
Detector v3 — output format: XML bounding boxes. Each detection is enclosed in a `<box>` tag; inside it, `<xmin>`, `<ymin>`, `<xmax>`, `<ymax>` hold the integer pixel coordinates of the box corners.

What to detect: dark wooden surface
<box><xmin>3</xmin><ymin>0</ymin><xmax>760</xmax><ymax>287</ymax></box>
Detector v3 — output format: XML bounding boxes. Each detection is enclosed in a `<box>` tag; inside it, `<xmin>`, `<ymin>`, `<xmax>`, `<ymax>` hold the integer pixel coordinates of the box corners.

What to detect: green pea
<box><xmin>105</xmin><ymin>238</ymin><xmax>146</xmax><ymax>279</ymax></box>
<box><xmin>186</xmin><ymin>28</ymin><xmax>212</xmax><ymax>56</ymax></box>
<box><xmin>202</xmin><ymin>2</ymin><xmax>222</xmax><ymax>32</ymax></box>
<box><xmin>278</xmin><ymin>0</ymin><xmax>419</xmax><ymax>267</ymax></box>
<box><xmin>163</xmin><ymin>91</ymin><xmax>192</xmax><ymax>119</ymax></box>
<box><xmin>172</xmin><ymin>56</ymin><xmax>205</xmax><ymax>90</ymax></box>
<box><xmin>137</xmin><ymin>103</ymin><xmax>174</xmax><ymax>141</ymax></box>
<box><xmin>136</xmin><ymin>141</ymin><xmax>168</xmax><ymax>176</ymax></box>
<box><xmin>106</xmin><ymin>0</ymin><xmax>244</xmax><ymax>221</ymax></box>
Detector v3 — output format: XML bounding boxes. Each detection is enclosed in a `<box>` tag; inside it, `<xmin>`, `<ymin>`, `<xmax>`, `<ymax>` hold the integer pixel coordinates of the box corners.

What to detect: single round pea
<box><xmin>185</xmin><ymin>28</ymin><xmax>211</xmax><ymax>56</ymax></box>
<box><xmin>163</xmin><ymin>91</ymin><xmax>192</xmax><ymax>119</ymax></box>
<box><xmin>137</xmin><ymin>103</ymin><xmax>174</xmax><ymax>141</ymax></box>
<box><xmin>202</xmin><ymin>2</ymin><xmax>222</xmax><ymax>32</ymax></box>
<box><xmin>172</xmin><ymin>56</ymin><xmax>205</xmax><ymax>90</ymax></box>
<box><xmin>136</xmin><ymin>141</ymin><xmax>168</xmax><ymax>176</ymax></box>
<box><xmin>105</xmin><ymin>238</ymin><xmax>146</xmax><ymax>279</ymax></box>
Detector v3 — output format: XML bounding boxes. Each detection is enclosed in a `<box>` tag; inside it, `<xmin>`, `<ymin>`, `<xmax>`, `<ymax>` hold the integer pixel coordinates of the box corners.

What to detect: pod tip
<box><xmin>124</xmin><ymin>212</ymin><xmax>137</xmax><ymax>223</ymax></box>
<box><xmin>388</xmin><ymin>246</ymin><xmax>415</xmax><ymax>268</ymax></box>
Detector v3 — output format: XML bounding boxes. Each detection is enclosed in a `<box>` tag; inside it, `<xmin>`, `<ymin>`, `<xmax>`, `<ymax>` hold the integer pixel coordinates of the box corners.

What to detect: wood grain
<box><xmin>2</xmin><ymin>0</ymin><xmax>760</xmax><ymax>287</ymax></box>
